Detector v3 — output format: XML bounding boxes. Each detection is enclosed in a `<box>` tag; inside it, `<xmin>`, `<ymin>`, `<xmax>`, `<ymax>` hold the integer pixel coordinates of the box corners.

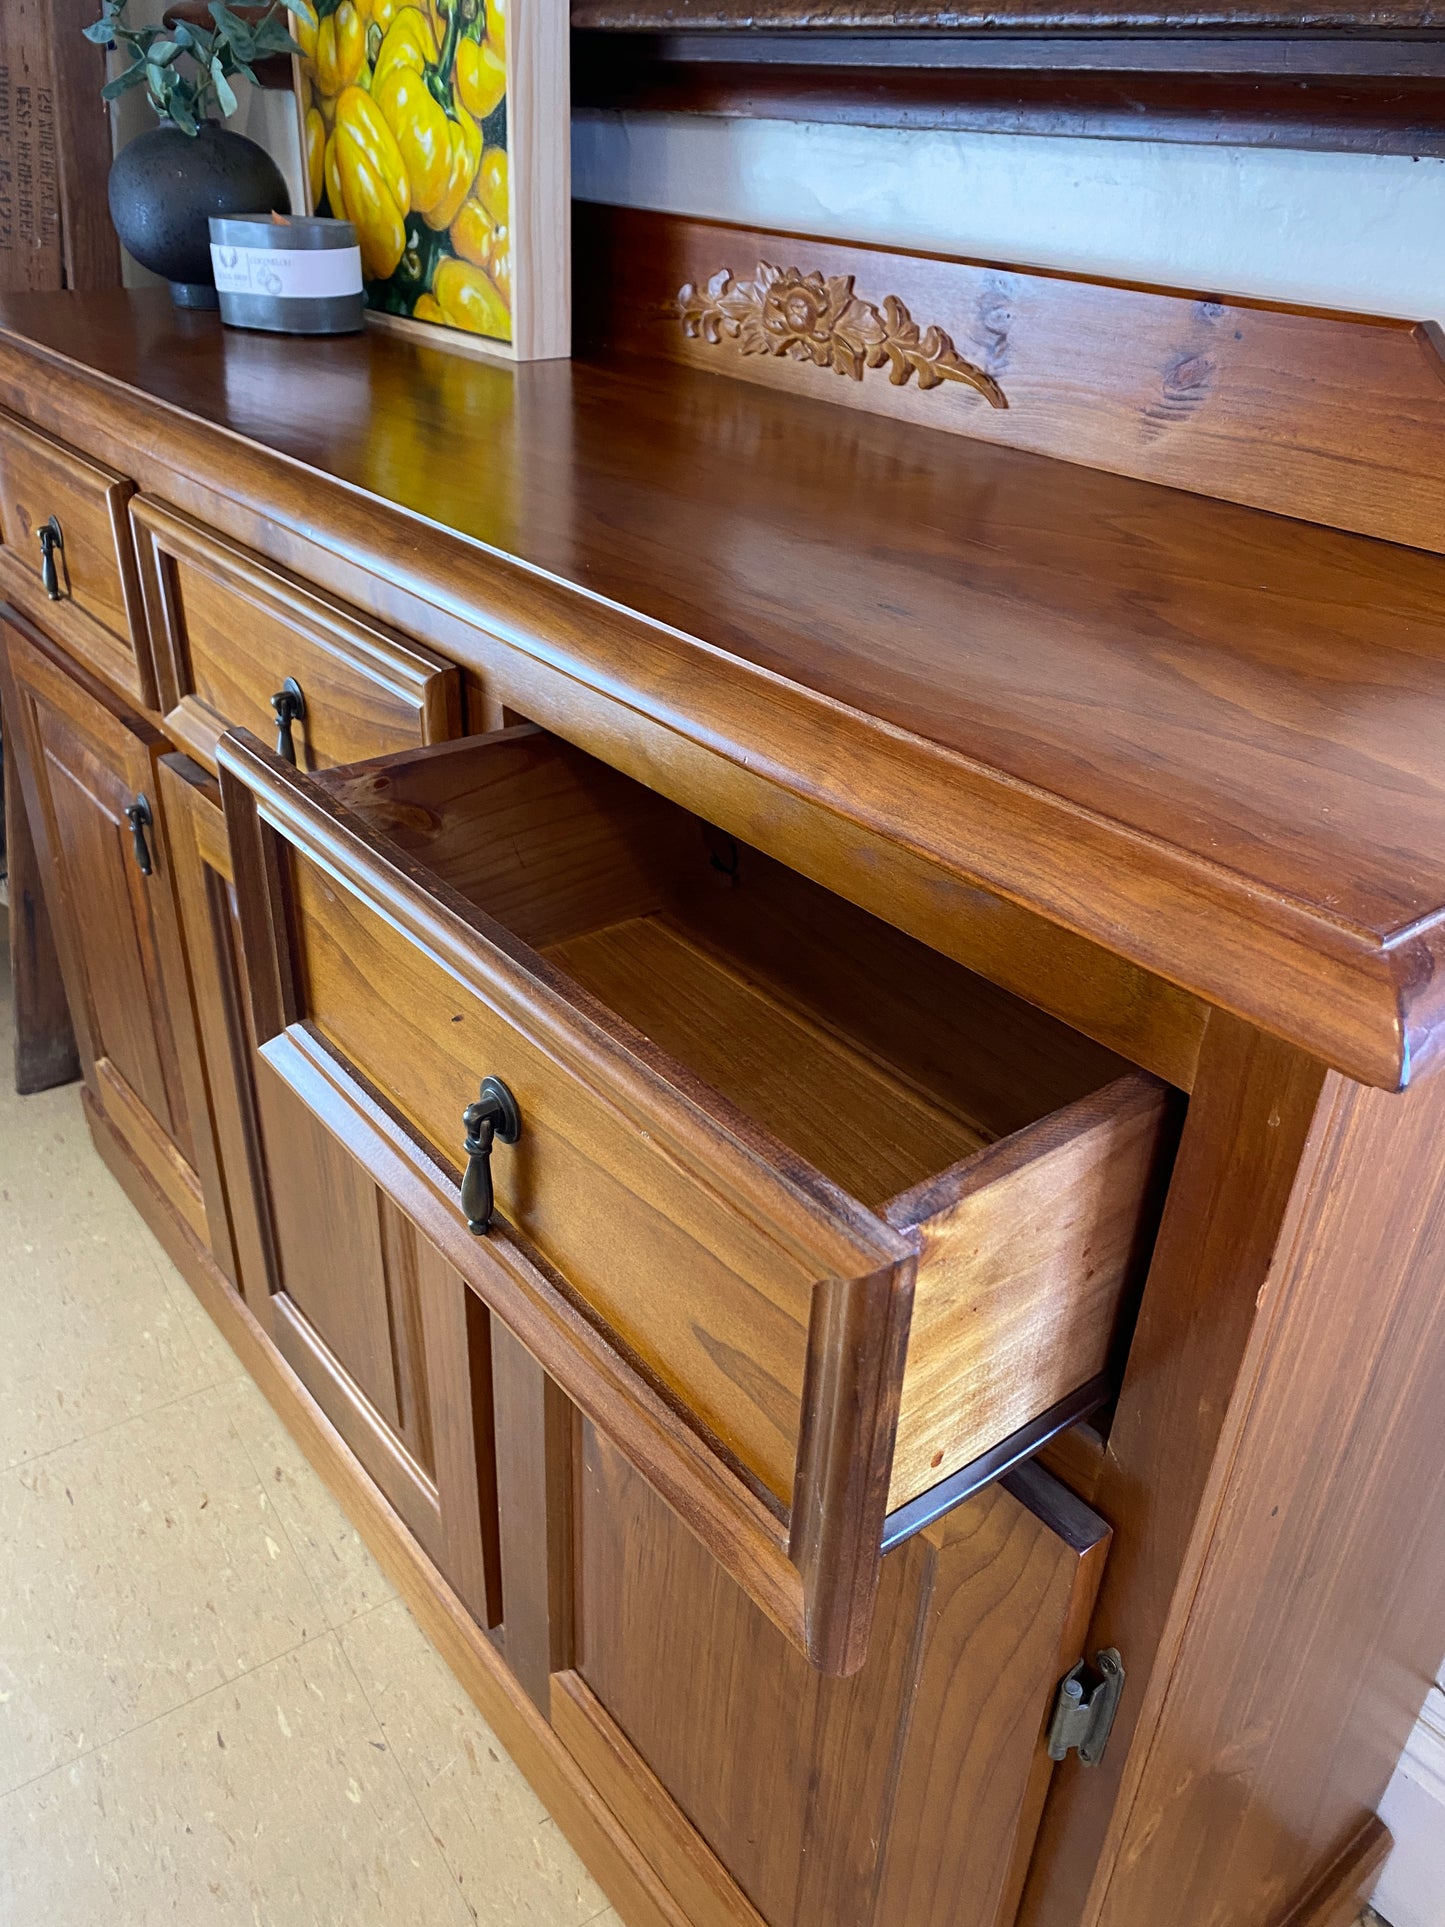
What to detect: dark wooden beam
<box><xmin>572</xmin><ymin>27</ymin><xmax>1445</xmax><ymax>155</ymax></box>
<box><xmin>0</xmin><ymin>0</ymin><xmax>120</xmax><ymax>292</ymax></box>
<box><xmin>573</xmin><ymin>0</ymin><xmax>1445</xmax><ymax>27</ymax></box>
<box><xmin>50</xmin><ymin>0</ymin><xmax>122</xmax><ymax>290</ymax></box>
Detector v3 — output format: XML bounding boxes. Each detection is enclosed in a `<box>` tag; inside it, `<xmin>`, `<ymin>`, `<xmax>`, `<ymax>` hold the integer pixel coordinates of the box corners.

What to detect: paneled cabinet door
<box><xmin>507</xmin><ymin>1350</ymin><xmax>1112</xmax><ymax>1927</ymax></box>
<box><xmin>158</xmin><ymin>755</ymin><xmax>501</xmax><ymax>1629</ymax></box>
<box><xmin>0</xmin><ymin>607</ymin><xmax>205</xmax><ymax>1239</ymax></box>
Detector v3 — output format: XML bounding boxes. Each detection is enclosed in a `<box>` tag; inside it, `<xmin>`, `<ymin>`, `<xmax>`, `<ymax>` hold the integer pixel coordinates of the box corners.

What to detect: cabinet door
<box><xmin>536</xmin><ymin>1402</ymin><xmax>1110</xmax><ymax>1927</ymax></box>
<box><xmin>1</xmin><ymin>606</ymin><xmax>204</xmax><ymax>1239</ymax></box>
<box><xmin>159</xmin><ymin>754</ymin><xmax>501</xmax><ymax>1628</ymax></box>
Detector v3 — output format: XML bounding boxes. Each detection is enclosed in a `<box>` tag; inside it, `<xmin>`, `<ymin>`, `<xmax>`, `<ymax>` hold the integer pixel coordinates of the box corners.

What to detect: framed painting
<box><xmin>291</xmin><ymin>0</ymin><xmax>568</xmax><ymax>358</ymax></box>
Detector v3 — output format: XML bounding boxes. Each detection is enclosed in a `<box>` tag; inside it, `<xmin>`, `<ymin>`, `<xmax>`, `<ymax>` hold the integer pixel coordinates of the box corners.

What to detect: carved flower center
<box><xmin>778</xmin><ymin>288</ymin><xmax>826</xmax><ymax>335</ymax></box>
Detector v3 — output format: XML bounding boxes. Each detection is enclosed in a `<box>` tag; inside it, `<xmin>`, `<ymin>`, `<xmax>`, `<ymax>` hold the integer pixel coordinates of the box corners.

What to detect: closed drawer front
<box><xmin>219</xmin><ymin>723</ymin><xmax>1175</xmax><ymax>1673</ymax></box>
<box><xmin>134</xmin><ymin>496</ymin><xmax>462</xmax><ymax>773</ymax></box>
<box><xmin>0</xmin><ymin>407</ymin><xmax>149</xmax><ymax>704</ymax></box>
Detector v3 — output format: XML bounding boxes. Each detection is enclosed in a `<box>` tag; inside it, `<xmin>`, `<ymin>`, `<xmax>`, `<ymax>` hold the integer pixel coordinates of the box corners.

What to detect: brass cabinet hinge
<box><xmin>1047</xmin><ymin>1649</ymin><xmax>1125</xmax><ymax>1767</ymax></box>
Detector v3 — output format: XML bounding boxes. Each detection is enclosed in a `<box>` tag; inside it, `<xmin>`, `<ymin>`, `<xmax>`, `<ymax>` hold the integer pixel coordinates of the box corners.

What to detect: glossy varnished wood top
<box><xmin>6</xmin><ymin>288</ymin><xmax>1445</xmax><ymax>1087</ymax></box>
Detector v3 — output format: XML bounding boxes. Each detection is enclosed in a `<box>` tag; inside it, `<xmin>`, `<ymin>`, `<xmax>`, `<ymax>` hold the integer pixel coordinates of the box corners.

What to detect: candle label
<box><xmin>210</xmin><ymin>243</ymin><xmax>364</xmax><ymax>300</ymax></box>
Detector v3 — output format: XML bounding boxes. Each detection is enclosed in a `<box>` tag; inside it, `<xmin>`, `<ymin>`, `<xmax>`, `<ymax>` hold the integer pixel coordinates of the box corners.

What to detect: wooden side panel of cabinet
<box><xmin>2</xmin><ymin>694</ymin><xmax>79</xmax><ymax>1094</ymax></box>
<box><xmin>157</xmin><ymin>753</ymin><xmax>502</xmax><ymax>1629</ymax></box>
<box><xmin>1082</xmin><ymin>1050</ymin><xmax>1445</xmax><ymax>1926</ymax></box>
<box><xmin>0</xmin><ymin>607</ymin><xmax>203</xmax><ymax>1235</ymax></box>
<box><xmin>559</xmin><ymin>1419</ymin><xmax>1109</xmax><ymax>1927</ymax></box>
<box><xmin>1017</xmin><ymin>1012</ymin><xmax>1445</xmax><ymax>1927</ymax></box>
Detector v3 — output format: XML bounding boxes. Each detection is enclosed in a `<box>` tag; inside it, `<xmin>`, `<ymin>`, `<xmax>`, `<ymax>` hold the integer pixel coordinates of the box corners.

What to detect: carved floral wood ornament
<box><xmin>678</xmin><ymin>262</ymin><xmax>1008</xmax><ymax>408</ymax></box>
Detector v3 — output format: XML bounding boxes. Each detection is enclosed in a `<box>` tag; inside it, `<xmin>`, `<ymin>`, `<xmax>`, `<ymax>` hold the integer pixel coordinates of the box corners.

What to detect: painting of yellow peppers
<box><xmin>290</xmin><ymin>0</ymin><xmax>562</xmax><ymax>352</ymax></box>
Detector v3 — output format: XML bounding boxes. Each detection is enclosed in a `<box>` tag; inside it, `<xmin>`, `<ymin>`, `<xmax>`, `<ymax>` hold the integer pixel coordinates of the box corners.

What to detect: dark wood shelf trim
<box><xmin>573</xmin><ymin>41</ymin><xmax>1445</xmax><ymax>153</ymax></box>
<box><xmin>571</xmin><ymin>13</ymin><xmax>1445</xmax><ymax>155</ymax></box>
<box><xmin>573</xmin><ymin>26</ymin><xmax>1445</xmax><ymax>71</ymax></box>
<box><xmin>570</xmin><ymin>3</ymin><xmax>1445</xmax><ymax>38</ymax></box>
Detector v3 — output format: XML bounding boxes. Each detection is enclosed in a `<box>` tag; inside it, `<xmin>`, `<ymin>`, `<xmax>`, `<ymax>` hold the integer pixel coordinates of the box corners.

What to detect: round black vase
<box><xmin>108</xmin><ymin>122</ymin><xmax>290</xmax><ymax>309</ymax></box>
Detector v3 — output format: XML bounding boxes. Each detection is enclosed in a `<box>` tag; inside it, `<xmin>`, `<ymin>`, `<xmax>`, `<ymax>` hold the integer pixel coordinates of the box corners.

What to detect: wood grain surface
<box><xmin>221</xmin><ymin>718</ymin><xmax>1166</xmax><ymax>1656</ymax></box>
<box><xmin>1</xmin><ymin>610</ymin><xmax>199</xmax><ymax>1212</ymax></box>
<box><xmin>1</xmin><ymin>294</ymin><xmax>1443</xmax><ymax>1083</ymax></box>
<box><xmin>8</xmin><ymin>233</ymin><xmax>1443</xmax><ymax>1927</ymax></box>
<box><xmin>1086</xmin><ymin>1058</ymin><xmax>1445</xmax><ymax>1926</ymax></box>
<box><xmin>1018</xmin><ymin>1015</ymin><xmax>1332</xmax><ymax>1927</ymax></box>
<box><xmin>581</xmin><ymin>205</ymin><xmax>1445</xmax><ymax>555</ymax></box>
<box><xmin>155</xmin><ymin>752</ymin><xmax>278</xmax><ymax>1312</ymax></box>
<box><xmin>1017</xmin><ymin>1010</ymin><xmax>1445</xmax><ymax>1927</ymax></box>
<box><xmin>492</xmin><ymin>1317</ymin><xmax>577</xmax><ymax>1707</ymax></box>
<box><xmin>0</xmin><ymin>2</ymin><xmax>64</xmax><ymax>294</ymax></box>
<box><xmin>552</xmin><ymin>1671</ymin><xmax>772</xmax><ymax>1927</ymax></box>
<box><xmin>886</xmin><ymin>1073</ymin><xmax>1173</xmax><ymax>1505</ymax></box>
<box><xmin>44</xmin><ymin>0</ymin><xmax>122</xmax><ymax>291</ymax></box>
<box><xmin>572</xmin><ymin>1421</ymin><xmax>1109</xmax><ymax>1927</ymax></box>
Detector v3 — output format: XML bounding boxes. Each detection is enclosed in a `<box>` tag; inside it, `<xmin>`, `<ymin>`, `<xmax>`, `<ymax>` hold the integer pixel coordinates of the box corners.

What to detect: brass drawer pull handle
<box><xmin>124</xmin><ymin>794</ymin><xmax>154</xmax><ymax>877</ymax></box>
<box><xmin>271</xmin><ymin>678</ymin><xmax>306</xmax><ymax>765</ymax></box>
<box><xmin>37</xmin><ymin>516</ymin><xmax>63</xmax><ymax>600</ymax></box>
<box><xmin>461</xmin><ymin>1076</ymin><xmax>521</xmax><ymax>1233</ymax></box>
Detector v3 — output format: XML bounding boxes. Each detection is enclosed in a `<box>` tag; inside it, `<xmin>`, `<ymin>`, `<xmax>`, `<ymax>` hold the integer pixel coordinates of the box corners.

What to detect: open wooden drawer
<box><xmin>218</xmin><ymin>722</ymin><xmax>1176</xmax><ymax>1673</ymax></box>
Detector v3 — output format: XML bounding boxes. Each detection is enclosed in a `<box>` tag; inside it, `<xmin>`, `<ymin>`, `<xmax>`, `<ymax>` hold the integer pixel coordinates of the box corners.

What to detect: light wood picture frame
<box><xmin>290</xmin><ymin>0</ymin><xmax>568</xmax><ymax>359</ymax></box>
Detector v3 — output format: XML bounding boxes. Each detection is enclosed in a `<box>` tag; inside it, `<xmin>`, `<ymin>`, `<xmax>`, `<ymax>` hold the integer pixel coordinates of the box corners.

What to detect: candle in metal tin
<box><xmin>208</xmin><ymin>212</ymin><xmax>365</xmax><ymax>336</ymax></box>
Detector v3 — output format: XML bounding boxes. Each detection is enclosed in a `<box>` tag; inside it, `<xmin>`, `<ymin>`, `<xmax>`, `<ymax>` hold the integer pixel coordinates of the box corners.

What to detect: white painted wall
<box><xmin>1376</xmin><ymin>1688</ymin><xmax>1445</xmax><ymax>1927</ymax></box>
<box><xmin>573</xmin><ymin>110</ymin><xmax>1445</xmax><ymax>323</ymax></box>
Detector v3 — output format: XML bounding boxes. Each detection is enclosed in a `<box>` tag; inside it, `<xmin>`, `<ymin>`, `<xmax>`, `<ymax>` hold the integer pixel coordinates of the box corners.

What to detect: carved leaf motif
<box><xmin>676</xmin><ymin>266</ymin><xmax>1007</xmax><ymax>410</ymax></box>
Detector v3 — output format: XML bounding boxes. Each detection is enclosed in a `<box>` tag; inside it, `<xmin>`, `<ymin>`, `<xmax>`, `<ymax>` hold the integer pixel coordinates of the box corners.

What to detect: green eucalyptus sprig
<box><xmin>84</xmin><ymin>1</ymin><xmax>316</xmax><ymax>137</ymax></box>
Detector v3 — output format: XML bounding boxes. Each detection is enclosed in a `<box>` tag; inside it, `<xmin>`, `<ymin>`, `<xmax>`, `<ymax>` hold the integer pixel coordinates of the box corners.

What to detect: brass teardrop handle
<box><xmin>36</xmin><ymin>517</ymin><xmax>63</xmax><ymax>600</ymax></box>
<box><xmin>460</xmin><ymin>1076</ymin><xmax>521</xmax><ymax>1233</ymax></box>
<box><xmin>271</xmin><ymin>678</ymin><xmax>306</xmax><ymax>765</ymax></box>
<box><xmin>124</xmin><ymin>795</ymin><xmax>154</xmax><ymax>877</ymax></box>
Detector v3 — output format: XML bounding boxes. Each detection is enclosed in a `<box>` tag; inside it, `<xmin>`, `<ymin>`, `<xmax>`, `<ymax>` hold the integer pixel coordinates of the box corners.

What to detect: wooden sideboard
<box><xmin>2</xmin><ymin>209</ymin><xmax>1443</xmax><ymax>1927</ymax></box>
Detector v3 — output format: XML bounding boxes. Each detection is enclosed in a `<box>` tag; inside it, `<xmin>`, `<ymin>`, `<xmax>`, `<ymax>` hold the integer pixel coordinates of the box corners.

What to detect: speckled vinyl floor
<box><xmin>0</xmin><ymin>919</ymin><xmax>622</xmax><ymax>1927</ymax></box>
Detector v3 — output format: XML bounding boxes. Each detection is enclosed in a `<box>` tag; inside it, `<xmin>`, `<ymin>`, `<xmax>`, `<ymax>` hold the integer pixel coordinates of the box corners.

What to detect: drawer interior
<box><xmin>322</xmin><ymin>726</ymin><xmax>1133</xmax><ymax>1215</ymax></box>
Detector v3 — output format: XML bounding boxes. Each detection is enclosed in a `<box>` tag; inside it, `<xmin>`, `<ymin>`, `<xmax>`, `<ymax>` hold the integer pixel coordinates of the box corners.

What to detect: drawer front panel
<box><xmin>286</xmin><ymin>839</ymin><xmax>844</xmax><ymax>1510</ymax></box>
<box><xmin>0</xmin><ymin>408</ymin><xmax>148</xmax><ymax>703</ymax></box>
<box><xmin>134</xmin><ymin>497</ymin><xmax>461</xmax><ymax>772</ymax></box>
